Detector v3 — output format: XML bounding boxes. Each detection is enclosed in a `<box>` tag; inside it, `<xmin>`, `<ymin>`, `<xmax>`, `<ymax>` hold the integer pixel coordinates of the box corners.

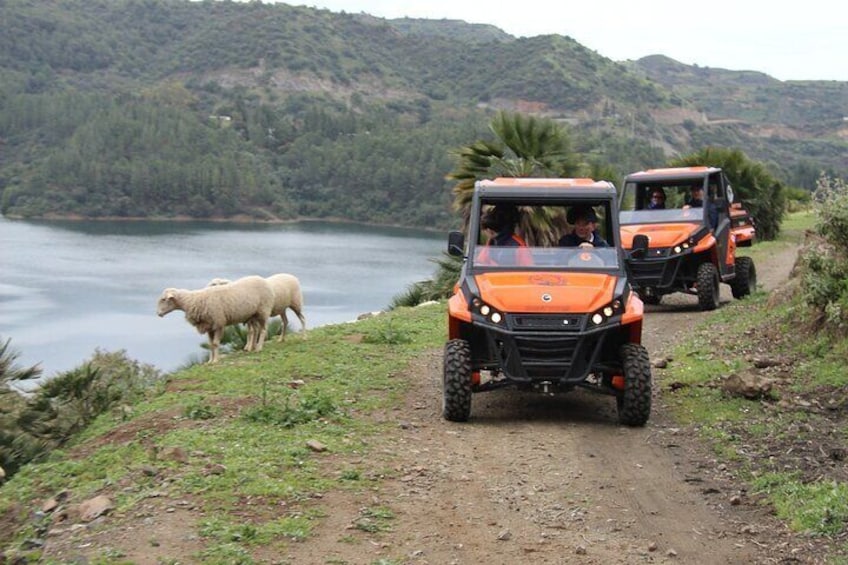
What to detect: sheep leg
<box><xmin>244</xmin><ymin>317</ymin><xmax>261</xmax><ymax>351</ymax></box>
<box><xmin>293</xmin><ymin>307</ymin><xmax>307</xmax><ymax>339</ymax></box>
<box><xmin>253</xmin><ymin>318</ymin><xmax>268</xmax><ymax>351</ymax></box>
<box><xmin>244</xmin><ymin>322</ymin><xmax>256</xmax><ymax>352</ymax></box>
<box><xmin>277</xmin><ymin>312</ymin><xmax>289</xmax><ymax>342</ymax></box>
<box><xmin>208</xmin><ymin>328</ymin><xmax>222</xmax><ymax>363</ymax></box>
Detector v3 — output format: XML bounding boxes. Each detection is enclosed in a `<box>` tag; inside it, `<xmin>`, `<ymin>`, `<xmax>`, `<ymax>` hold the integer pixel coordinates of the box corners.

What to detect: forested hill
<box><xmin>0</xmin><ymin>0</ymin><xmax>845</xmax><ymax>228</ymax></box>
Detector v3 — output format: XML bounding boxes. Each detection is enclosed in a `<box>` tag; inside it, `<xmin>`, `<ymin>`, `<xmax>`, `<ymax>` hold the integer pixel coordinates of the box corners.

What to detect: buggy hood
<box><xmin>620</xmin><ymin>223</ymin><xmax>701</xmax><ymax>249</ymax></box>
<box><xmin>473</xmin><ymin>271</ymin><xmax>618</xmax><ymax>313</ymax></box>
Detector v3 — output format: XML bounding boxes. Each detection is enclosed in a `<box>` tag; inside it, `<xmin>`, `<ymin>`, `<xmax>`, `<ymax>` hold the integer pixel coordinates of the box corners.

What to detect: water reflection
<box><xmin>0</xmin><ymin>217</ymin><xmax>444</xmax><ymax>376</ymax></box>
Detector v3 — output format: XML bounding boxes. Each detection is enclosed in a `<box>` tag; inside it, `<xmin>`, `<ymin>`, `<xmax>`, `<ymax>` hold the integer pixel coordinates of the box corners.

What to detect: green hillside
<box><xmin>0</xmin><ymin>0</ymin><xmax>845</xmax><ymax>226</ymax></box>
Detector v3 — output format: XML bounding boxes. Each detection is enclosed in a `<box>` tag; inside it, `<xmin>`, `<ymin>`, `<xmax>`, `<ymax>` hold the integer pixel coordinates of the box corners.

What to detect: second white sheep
<box><xmin>209</xmin><ymin>273</ymin><xmax>306</xmax><ymax>342</ymax></box>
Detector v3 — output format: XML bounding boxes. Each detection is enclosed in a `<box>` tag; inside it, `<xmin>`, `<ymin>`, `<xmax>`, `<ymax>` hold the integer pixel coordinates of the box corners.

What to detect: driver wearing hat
<box><xmin>559</xmin><ymin>206</ymin><xmax>609</xmax><ymax>248</ymax></box>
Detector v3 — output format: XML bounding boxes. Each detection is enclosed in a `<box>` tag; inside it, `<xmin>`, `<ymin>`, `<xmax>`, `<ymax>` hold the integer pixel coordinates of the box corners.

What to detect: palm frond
<box><xmin>0</xmin><ymin>337</ymin><xmax>43</xmax><ymax>390</ymax></box>
<box><xmin>447</xmin><ymin>111</ymin><xmax>579</xmax><ymax>230</ymax></box>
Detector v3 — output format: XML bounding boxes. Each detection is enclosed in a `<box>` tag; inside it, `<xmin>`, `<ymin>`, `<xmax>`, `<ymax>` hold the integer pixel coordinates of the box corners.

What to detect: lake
<box><xmin>0</xmin><ymin>216</ymin><xmax>445</xmax><ymax>378</ymax></box>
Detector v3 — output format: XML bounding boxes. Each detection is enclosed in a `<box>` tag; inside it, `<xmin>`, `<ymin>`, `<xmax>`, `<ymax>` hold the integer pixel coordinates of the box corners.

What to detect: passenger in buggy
<box><xmin>477</xmin><ymin>205</ymin><xmax>531</xmax><ymax>266</ymax></box>
<box><xmin>647</xmin><ymin>188</ymin><xmax>666</xmax><ymax>209</ymax></box>
<box><xmin>559</xmin><ymin>206</ymin><xmax>609</xmax><ymax>248</ymax></box>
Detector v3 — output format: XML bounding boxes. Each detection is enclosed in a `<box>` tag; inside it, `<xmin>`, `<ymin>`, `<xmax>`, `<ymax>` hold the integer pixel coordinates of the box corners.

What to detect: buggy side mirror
<box><xmin>447</xmin><ymin>231</ymin><xmax>465</xmax><ymax>256</ymax></box>
<box><xmin>630</xmin><ymin>234</ymin><xmax>649</xmax><ymax>259</ymax></box>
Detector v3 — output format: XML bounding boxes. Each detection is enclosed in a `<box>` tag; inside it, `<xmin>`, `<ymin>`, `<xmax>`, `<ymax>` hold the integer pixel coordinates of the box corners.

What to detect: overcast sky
<box><xmin>288</xmin><ymin>0</ymin><xmax>847</xmax><ymax>82</ymax></box>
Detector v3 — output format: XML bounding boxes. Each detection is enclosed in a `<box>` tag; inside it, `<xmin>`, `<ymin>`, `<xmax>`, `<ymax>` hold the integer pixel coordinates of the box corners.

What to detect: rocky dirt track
<box><xmin>280</xmin><ymin>244</ymin><xmax>820</xmax><ymax>565</ymax></box>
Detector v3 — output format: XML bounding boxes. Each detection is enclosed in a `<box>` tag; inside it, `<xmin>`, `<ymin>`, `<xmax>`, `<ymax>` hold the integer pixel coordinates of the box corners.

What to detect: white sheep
<box><xmin>208</xmin><ymin>274</ymin><xmax>306</xmax><ymax>342</ymax></box>
<box><xmin>265</xmin><ymin>273</ymin><xmax>307</xmax><ymax>341</ymax></box>
<box><xmin>157</xmin><ymin>275</ymin><xmax>274</xmax><ymax>363</ymax></box>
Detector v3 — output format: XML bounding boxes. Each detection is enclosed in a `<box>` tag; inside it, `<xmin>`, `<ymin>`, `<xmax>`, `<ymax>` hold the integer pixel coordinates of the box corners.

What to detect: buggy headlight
<box><xmin>471</xmin><ymin>297</ymin><xmax>505</xmax><ymax>325</ymax></box>
<box><xmin>671</xmin><ymin>242</ymin><xmax>691</xmax><ymax>255</ymax></box>
<box><xmin>590</xmin><ymin>298</ymin><xmax>623</xmax><ymax>326</ymax></box>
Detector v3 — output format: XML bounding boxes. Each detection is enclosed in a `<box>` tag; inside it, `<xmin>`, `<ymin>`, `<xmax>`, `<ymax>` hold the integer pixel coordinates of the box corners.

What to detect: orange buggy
<box><xmin>444</xmin><ymin>178</ymin><xmax>651</xmax><ymax>426</ymax></box>
<box><xmin>618</xmin><ymin>167</ymin><xmax>757</xmax><ymax>310</ymax></box>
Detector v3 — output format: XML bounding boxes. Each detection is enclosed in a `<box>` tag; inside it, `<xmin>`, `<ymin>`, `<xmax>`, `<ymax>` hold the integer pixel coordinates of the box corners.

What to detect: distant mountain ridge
<box><xmin>0</xmin><ymin>0</ymin><xmax>845</xmax><ymax>224</ymax></box>
<box><xmin>630</xmin><ymin>54</ymin><xmax>848</xmax><ymax>132</ymax></box>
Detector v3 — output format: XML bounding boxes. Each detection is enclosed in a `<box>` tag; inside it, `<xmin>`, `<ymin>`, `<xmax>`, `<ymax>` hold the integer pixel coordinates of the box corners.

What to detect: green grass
<box><xmin>735</xmin><ymin>209</ymin><xmax>814</xmax><ymax>262</ymax></box>
<box><xmin>663</xmin><ymin>222</ymin><xmax>848</xmax><ymax>550</ymax></box>
<box><xmin>0</xmin><ymin>302</ymin><xmax>447</xmax><ymax>560</ymax></box>
<box><xmin>752</xmin><ymin>473</ymin><xmax>848</xmax><ymax>536</ymax></box>
<box><xmin>780</xmin><ymin>209</ymin><xmax>817</xmax><ymax>233</ymax></box>
<box><xmin>199</xmin><ymin>514</ymin><xmax>313</xmax><ymax>545</ymax></box>
<box><xmin>353</xmin><ymin>506</ymin><xmax>395</xmax><ymax>533</ymax></box>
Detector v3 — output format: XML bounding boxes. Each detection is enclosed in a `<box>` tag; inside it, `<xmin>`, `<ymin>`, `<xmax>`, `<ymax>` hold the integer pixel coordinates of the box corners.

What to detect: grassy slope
<box><xmin>0</xmin><ymin>304</ymin><xmax>448</xmax><ymax>562</ymax></box>
<box><xmin>666</xmin><ymin>212</ymin><xmax>848</xmax><ymax>553</ymax></box>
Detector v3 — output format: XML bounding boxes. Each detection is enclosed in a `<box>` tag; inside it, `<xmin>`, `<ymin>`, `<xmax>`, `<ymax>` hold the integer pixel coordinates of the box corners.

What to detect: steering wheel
<box><xmin>567</xmin><ymin>251</ymin><xmax>606</xmax><ymax>268</ymax></box>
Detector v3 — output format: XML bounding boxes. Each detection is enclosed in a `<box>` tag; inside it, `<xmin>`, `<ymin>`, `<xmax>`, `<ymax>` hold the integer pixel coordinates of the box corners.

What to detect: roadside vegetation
<box><xmin>664</xmin><ymin>174</ymin><xmax>848</xmax><ymax>557</ymax></box>
<box><xmin>0</xmin><ymin>304</ymin><xmax>448</xmax><ymax>562</ymax></box>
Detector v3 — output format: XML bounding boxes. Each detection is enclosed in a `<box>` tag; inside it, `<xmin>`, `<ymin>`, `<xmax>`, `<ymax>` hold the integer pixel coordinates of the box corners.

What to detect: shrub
<box><xmin>1</xmin><ymin>348</ymin><xmax>164</xmax><ymax>479</ymax></box>
<box><xmin>242</xmin><ymin>388</ymin><xmax>341</xmax><ymax>428</ymax></box>
<box><xmin>814</xmin><ymin>174</ymin><xmax>848</xmax><ymax>250</ymax></box>
<box><xmin>798</xmin><ymin>174</ymin><xmax>848</xmax><ymax>331</ymax></box>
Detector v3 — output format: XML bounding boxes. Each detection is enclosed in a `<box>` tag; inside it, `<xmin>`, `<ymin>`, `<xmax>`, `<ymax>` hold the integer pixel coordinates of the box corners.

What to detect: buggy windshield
<box><xmin>619</xmin><ymin>207</ymin><xmax>706</xmax><ymax>225</ymax></box>
<box><xmin>471</xmin><ymin>245</ymin><xmax>619</xmax><ymax>270</ymax></box>
<box><xmin>470</xmin><ymin>199</ymin><xmax>621</xmax><ymax>271</ymax></box>
<box><xmin>619</xmin><ymin>178</ymin><xmax>710</xmax><ymax>226</ymax></box>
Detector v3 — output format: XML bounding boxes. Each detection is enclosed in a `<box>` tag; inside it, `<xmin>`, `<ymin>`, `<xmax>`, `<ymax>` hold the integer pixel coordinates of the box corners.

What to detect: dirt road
<box><xmin>284</xmin><ymin>244</ymin><xmax>802</xmax><ymax>565</ymax></box>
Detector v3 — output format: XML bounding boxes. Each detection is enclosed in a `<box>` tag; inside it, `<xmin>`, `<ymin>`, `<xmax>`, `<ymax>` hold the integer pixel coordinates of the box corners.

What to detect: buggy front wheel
<box><xmin>696</xmin><ymin>262</ymin><xmax>720</xmax><ymax>311</ymax></box>
<box><xmin>638</xmin><ymin>290</ymin><xmax>662</xmax><ymax>305</ymax></box>
<box><xmin>443</xmin><ymin>339</ymin><xmax>472</xmax><ymax>422</ymax></box>
<box><xmin>730</xmin><ymin>256</ymin><xmax>757</xmax><ymax>299</ymax></box>
<box><xmin>617</xmin><ymin>343</ymin><xmax>652</xmax><ymax>426</ymax></box>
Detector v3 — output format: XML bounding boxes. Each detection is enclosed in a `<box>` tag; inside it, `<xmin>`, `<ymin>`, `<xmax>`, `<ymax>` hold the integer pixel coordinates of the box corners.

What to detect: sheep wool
<box><xmin>157</xmin><ymin>275</ymin><xmax>274</xmax><ymax>363</ymax></box>
<box><xmin>265</xmin><ymin>273</ymin><xmax>307</xmax><ymax>342</ymax></box>
<box><xmin>207</xmin><ymin>273</ymin><xmax>306</xmax><ymax>342</ymax></box>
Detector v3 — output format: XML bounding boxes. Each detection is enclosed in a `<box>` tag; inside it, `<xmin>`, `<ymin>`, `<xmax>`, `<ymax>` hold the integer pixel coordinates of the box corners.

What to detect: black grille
<box><xmin>508</xmin><ymin>314</ymin><xmax>584</xmax><ymax>331</ymax></box>
<box><xmin>629</xmin><ymin>261</ymin><xmax>666</xmax><ymax>281</ymax></box>
<box><xmin>513</xmin><ymin>335</ymin><xmax>580</xmax><ymax>378</ymax></box>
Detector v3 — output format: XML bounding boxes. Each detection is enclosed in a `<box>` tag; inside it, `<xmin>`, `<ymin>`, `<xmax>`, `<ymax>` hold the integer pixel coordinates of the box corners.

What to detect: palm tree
<box><xmin>0</xmin><ymin>337</ymin><xmax>43</xmax><ymax>479</ymax></box>
<box><xmin>0</xmin><ymin>338</ymin><xmax>42</xmax><ymax>392</ymax></box>
<box><xmin>403</xmin><ymin>112</ymin><xmax>584</xmax><ymax>305</ymax></box>
<box><xmin>448</xmin><ymin>111</ymin><xmax>580</xmax><ymax>221</ymax></box>
<box><xmin>447</xmin><ymin>111</ymin><xmax>584</xmax><ymax>247</ymax></box>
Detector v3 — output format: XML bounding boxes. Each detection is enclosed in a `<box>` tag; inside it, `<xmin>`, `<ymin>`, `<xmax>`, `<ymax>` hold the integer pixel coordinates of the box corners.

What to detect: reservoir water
<box><xmin>0</xmin><ymin>216</ymin><xmax>445</xmax><ymax>377</ymax></box>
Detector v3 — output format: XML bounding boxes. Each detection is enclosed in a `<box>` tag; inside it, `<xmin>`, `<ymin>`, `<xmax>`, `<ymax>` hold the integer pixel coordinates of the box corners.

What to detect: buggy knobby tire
<box><xmin>617</xmin><ymin>343</ymin><xmax>652</xmax><ymax>426</ymax></box>
<box><xmin>696</xmin><ymin>262</ymin><xmax>720</xmax><ymax>311</ymax></box>
<box><xmin>443</xmin><ymin>339</ymin><xmax>472</xmax><ymax>422</ymax></box>
<box><xmin>729</xmin><ymin>256</ymin><xmax>757</xmax><ymax>299</ymax></box>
